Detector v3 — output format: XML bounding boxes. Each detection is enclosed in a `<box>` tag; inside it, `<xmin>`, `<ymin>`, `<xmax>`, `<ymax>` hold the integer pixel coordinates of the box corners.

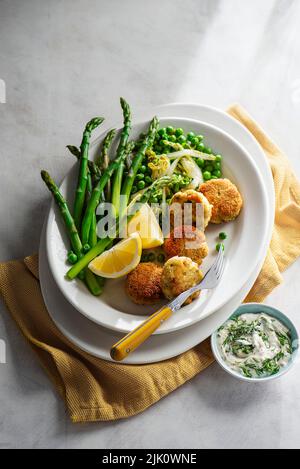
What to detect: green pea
<box><xmin>83</xmin><ymin>243</ymin><xmax>90</xmax><ymax>253</ymax></box>
<box><xmin>67</xmin><ymin>250</ymin><xmax>78</xmax><ymax>264</ymax></box>
<box><xmin>136</xmin><ymin>173</ymin><xmax>144</xmax><ymax>180</ymax></box>
<box><xmin>159</xmin><ymin>131</ymin><xmax>167</xmax><ymax>140</ymax></box>
<box><xmin>197</xmin><ymin>142</ymin><xmax>205</xmax><ymax>151</ymax></box>
<box><xmin>219</xmin><ymin>232</ymin><xmax>227</xmax><ymax>240</ymax></box>
<box><xmin>197</xmin><ymin>134</ymin><xmax>204</xmax><ymax>141</ymax></box>
<box><xmin>213</xmin><ymin>169</ymin><xmax>221</xmax><ymax>178</ymax></box>
<box><xmin>187</xmin><ymin>131</ymin><xmax>195</xmax><ymax>139</ymax></box>
<box><xmin>140</xmin><ymin>165</ymin><xmax>147</xmax><ymax>173</ymax></box>
<box><xmin>166</xmin><ymin>126</ymin><xmax>174</xmax><ymax>135</ymax></box>
<box><xmin>137</xmin><ymin>180</ymin><xmax>145</xmax><ymax>190</ymax></box>
<box><xmin>211</xmin><ymin>175</ymin><xmax>218</xmax><ymax>179</ymax></box>
<box><xmin>196</xmin><ymin>158</ymin><xmax>204</xmax><ymax>168</ymax></box>
<box><xmin>145</xmin><ymin>175</ymin><xmax>152</xmax><ymax>184</ymax></box>
<box><xmin>142</xmin><ymin>253</ymin><xmax>149</xmax><ymax>262</ymax></box>
<box><xmin>169</xmin><ymin>135</ymin><xmax>177</xmax><ymax>143</ymax></box>
<box><xmin>182</xmin><ymin>142</ymin><xmax>189</xmax><ymax>148</ymax></box>
<box><xmin>158</xmin><ymin>128</ymin><xmax>166</xmax><ymax>136</ymax></box>
<box><xmin>205</xmin><ymin>164</ymin><xmax>213</xmax><ymax>172</ymax></box>
<box><xmin>177</xmin><ymin>135</ymin><xmax>186</xmax><ymax>144</ymax></box>
<box><xmin>191</xmin><ymin>137</ymin><xmax>199</xmax><ymax>146</ymax></box>
<box><xmin>205</xmin><ymin>147</ymin><xmax>212</xmax><ymax>154</ymax></box>
<box><xmin>148</xmin><ymin>252</ymin><xmax>155</xmax><ymax>262</ymax></box>
<box><xmin>215</xmin><ymin>154</ymin><xmax>222</xmax><ymax>162</ymax></box>
<box><xmin>203</xmin><ymin>171</ymin><xmax>211</xmax><ymax>180</ymax></box>
<box><xmin>175</xmin><ymin>128</ymin><xmax>184</xmax><ymax>137</ymax></box>
<box><xmin>157</xmin><ymin>253</ymin><xmax>165</xmax><ymax>263</ymax></box>
<box><xmin>214</xmin><ymin>161</ymin><xmax>221</xmax><ymax>170</ymax></box>
<box><xmin>132</xmin><ymin>185</ymin><xmax>137</xmax><ymax>193</ymax></box>
<box><xmin>216</xmin><ymin>243</ymin><xmax>225</xmax><ymax>252</ymax></box>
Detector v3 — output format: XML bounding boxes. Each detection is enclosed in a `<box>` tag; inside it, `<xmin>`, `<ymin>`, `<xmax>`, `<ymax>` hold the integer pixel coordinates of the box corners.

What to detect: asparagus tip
<box><xmin>41</xmin><ymin>169</ymin><xmax>48</xmax><ymax>181</ymax></box>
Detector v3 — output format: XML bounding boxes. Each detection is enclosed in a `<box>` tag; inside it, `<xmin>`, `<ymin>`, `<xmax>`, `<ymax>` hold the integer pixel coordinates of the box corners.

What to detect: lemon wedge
<box><xmin>127</xmin><ymin>203</ymin><xmax>163</xmax><ymax>249</ymax></box>
<box><xmin>88</xmin><ymin>233</ymin><xmax>142</xmax><ymax>278</ymax></box>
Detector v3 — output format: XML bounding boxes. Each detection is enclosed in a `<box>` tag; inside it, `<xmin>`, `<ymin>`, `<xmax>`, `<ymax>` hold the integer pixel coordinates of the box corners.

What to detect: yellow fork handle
<box><xmin>110</xmin><ymin>306</ymin><xmax>173</xmax><ymax>361</ymax></box>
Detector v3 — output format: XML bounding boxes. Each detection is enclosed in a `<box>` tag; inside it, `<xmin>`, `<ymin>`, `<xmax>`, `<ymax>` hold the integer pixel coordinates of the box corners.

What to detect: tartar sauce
<box><xmin>217</xmin><ymin>313</ymin><xmax>292</xmax><ymax>378</ymax></box>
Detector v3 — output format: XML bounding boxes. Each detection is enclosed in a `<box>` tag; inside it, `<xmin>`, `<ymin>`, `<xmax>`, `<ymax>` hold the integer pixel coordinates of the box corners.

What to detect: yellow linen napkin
<box><xmin>1</xmin><ymin>105</ymin><xmax>300</xmax><ymax>422</ymax></box>
<box><xmin>228</xmin><ymin>105</ymin><xmax>300</xmax><ymax>301</ymax></box>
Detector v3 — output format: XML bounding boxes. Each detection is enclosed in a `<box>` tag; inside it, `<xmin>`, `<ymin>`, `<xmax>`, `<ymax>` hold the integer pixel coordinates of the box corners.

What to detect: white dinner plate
<box><xmin>39</xmin><ymin>103</ymin><xmax>275</xmax><ymax>364</ymax></box>
<box><xmin>46</xmin><ymin>116</ymin><xmax>269</xmax><ymax>334</ymax></box>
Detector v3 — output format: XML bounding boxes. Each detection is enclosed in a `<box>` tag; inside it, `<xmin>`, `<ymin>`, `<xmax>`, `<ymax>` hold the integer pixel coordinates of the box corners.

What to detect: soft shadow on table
<box><xmin>194</xmin><ymin>361</ymin><xmax>277</xmax><ymax>413</ymax></box>
<box><xmin>0</xmin><ymin>197</ymin><xmax>48</xmax><ymax>262</ymax></box>
<box><xmin>240</xmin><ymin>0</ymin><xmax>299</xmax><ymax>100</ymax></box>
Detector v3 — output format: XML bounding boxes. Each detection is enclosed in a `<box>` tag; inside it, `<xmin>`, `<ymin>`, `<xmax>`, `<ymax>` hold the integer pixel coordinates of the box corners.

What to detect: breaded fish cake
<box><xmin>161</xmin><ymin>256</ymin><xmax>203</xmax><ymax>305</ymax></box>
<box><xmin>164</xmin><ymin>225</ymin><xmax>208</xmax><ymax>265</ymax></box>
<box><xmin>125</xmin><ymin>262</ymin><xmax>163</xmax><ymax>305</ymax></box>
<box><xmin>199</xmin><ymin>178</ymin><xmax>243</xmax><ymax>224</ymax></box>
<box><xmin>170</xmin><ymin>189</ymin><xmax>212</xmax><ymax>229</ymax></box>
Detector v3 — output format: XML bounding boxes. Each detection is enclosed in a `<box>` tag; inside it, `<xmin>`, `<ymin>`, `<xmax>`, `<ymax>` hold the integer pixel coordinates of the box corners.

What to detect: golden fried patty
<box><xmin>161</xmin><ymin>256</ymin><xmax>203</xmax><ymax>305</ymax></box>
<box><xmin>164</xmin><ymin>225</ymin><xmax>208</xmax><ymax>265</ymax></box>
<box><xmin>170</xmin><ymin>189</ymin><xmax>212</xmax><ymax>229</ymax></box>
<box><xmin>125</xmin><ymin>262</ymin><xmax>163</xmax><ymax>305</ymax></box>
<box><xmin>199</xmin><ymin>178</ymin><xmax>243</xmax><ymax>224</ymax></box>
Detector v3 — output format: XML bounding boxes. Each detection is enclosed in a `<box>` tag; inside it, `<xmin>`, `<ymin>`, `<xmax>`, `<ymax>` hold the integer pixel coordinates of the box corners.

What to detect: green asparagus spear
<box><xmin>85</xmin><ymin>170</ymin><xmax>93</xmax><ymax>205</ymax></box>
<box><xmin>66</xmin><ymin>145</ymin><xmax>101</xmax><ymax>179</ymax></box>
<box><xmin>125</xmin><ymin>141</ymin><xmax>136</xmax><ymax>169</ymax></box>
<box><xmin>111</xmin><ymin>98</ymin><xmax>131</xmax><ymax>216</ymax></box>
<box><xmin>41</xmin><ymin>170</ymin><xmax>103</xmax><ymax>296</ymax></box>
<box><xmin>66</xmin><ymin>144</ymin><xmax>81</xmax><ymax>159</ymax></box>
<box><xmin>96</xmin><ymin>128</ymin><xmax>116</xmax><ymax>169</ymax></box>
<box><xmin>87</xmin><ymin>211</ymin><xmax>105</xmax><ymax>293</ymax></box>
<box><xmin>88</xmin><ymin>211</ymin><xmax>98</xmax><ymax>248</ymax></box>
<box><xmin>80</xmin><ymin>155</ymin><xmax>121</xmax><ymax>245</ymax></box>
<box><xmin>110</xmin><ymin>141</ymin><xmax>134</xmax><ymax>220</ymax></box>
<box><xmin>67</xmin><ymin>143</ymin><xmax>96</xmax><ymax>205</ymax></box>
<box><xmin>121</xmin><ymin>116</ymin><xmax>158</xmax><ymax>208</ymax></box>
<box><xmin>66</xmin><ymin>176</ymin><xmax>172</xmax><ymax>279</ymax></box>
<box><xmin>84</xmin><ymin>268</ymin><xmax>103</xmax><ymax>295</ymax></box>
<box><xmin>80</xmin><ymin>100</ymin><xmax>131</xmax><ymax>245</ymax></box>
<box><xmin>73</xmin><ymin>117</ymin><xmax>104</xmax><ymax>230</ymax></box>
<box><xmin>96</xmin><ymin>128</ymin><xmax>116</xmax><ymax>201</ymax></box>
<box><xmin>41</xmin><ymin>170</ymin><xmax>83</xmax><ymax>255</ymax></box>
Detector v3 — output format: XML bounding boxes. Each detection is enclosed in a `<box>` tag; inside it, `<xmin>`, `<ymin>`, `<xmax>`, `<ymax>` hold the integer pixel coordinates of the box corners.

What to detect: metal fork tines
<box><xmin>169</xmin><ymin>248</ymin><xmax>225</xmax><ymax>311</ymax></box>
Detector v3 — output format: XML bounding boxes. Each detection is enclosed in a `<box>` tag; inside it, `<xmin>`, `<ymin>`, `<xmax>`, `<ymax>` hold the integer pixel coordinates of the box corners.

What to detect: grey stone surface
<box><xmin>0</xmin><ymin>0</ymin><xmax>300</xmax><ymax>449</ymax></box>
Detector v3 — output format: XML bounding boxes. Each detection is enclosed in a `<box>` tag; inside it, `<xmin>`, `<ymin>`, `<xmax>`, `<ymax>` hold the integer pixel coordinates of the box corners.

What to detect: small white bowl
<box><xmin>211</xmin><ymin>303</ymin><xmax>299</xmax><ymax>382</ymax></box>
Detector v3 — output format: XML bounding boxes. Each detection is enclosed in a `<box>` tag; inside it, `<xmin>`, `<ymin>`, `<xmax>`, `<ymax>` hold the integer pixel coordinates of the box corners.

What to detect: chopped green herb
<box><xmin>219</xmin><ymin>232</ymin><xmax>227</xmax><ymax>240</ymax></box>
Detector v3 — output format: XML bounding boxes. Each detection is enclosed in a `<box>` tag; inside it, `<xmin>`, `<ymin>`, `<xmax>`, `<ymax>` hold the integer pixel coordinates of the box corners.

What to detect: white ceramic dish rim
<box><xmin>210</xmin><ymin>303</ymin><xmax>299</xmax><ymax>383</ymax></box>
<box><xmin>45</xmin><ymin>116</ymin><xmax>270</xmax><ymax>334</ymax></box>
<box><xmin>39</xmin><ymin>102</ymin><xmax>275</xmax><ymax>363</ymax></box>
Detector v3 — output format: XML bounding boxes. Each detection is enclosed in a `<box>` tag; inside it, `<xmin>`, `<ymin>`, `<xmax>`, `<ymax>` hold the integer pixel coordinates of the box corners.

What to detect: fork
<box><xmin>110</xmin><ymin>248</ymin><xmax>225</xmax><ymax>361</ymax></box>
